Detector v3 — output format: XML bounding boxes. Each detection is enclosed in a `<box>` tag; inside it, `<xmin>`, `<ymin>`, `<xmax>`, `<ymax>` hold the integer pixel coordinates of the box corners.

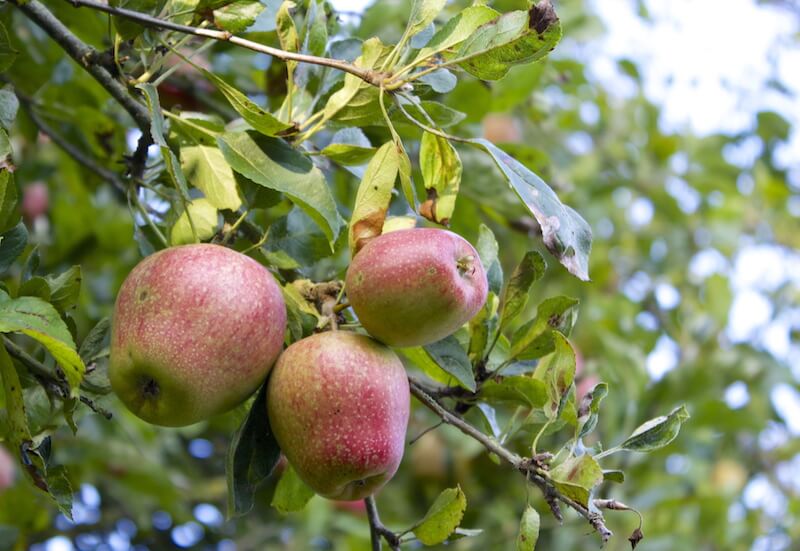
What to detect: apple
<box><xmin>482</xmin><ymin>114</ymin><xmax>522</xmax><ymax>144</ymax></box>
<box><xmin>110</xmin><ymin>244</ymin><xmax>286</xmax><ymax>427</ymax></box>
<box><xmin>21</xmin><ymin>182</ymin><xmax>49</xmax><ymax>222</ymax></box>
<box><xmin>345</xmin><ymin>228</ymin><xmax>488</xmax><ymax>347</ymax></box>
<box><xmin>267</xmin><ymin>331</ymin><xmax>409</xmax><ymax>500</ymax></box>
<box><xmin>0</xmin><ymin>446</ymin><xmax>16</xmax><ymax>491</ymax></box>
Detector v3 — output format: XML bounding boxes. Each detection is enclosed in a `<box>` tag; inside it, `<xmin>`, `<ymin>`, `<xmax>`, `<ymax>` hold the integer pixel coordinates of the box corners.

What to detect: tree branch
<box><xmin>4</xmin><ymin>338</ymin><xmax>113</xmax><ymax>420</ymax></box>
<box><xmin>60</xmin><ymin>0</ymin><xmax>381</xmax><ymax>86</ymax></box>
<box><xmin>12</xmin><ymin>0</ymin><xmax>151</xmax><ymax>133</ymax></box>
<box><xmin>408</xmin><ymin>376</ymin><xmax>613</xmax><ymax>544</ymax></box>
<box><xmin>364</xmin><ymin>496</ymin><xmax>401</xmax><ymax>551</ymax></box>
<box><xmin>16</xmin><ymin>93</ymin><xmax>127</xmax><ymax>199</ymax></box>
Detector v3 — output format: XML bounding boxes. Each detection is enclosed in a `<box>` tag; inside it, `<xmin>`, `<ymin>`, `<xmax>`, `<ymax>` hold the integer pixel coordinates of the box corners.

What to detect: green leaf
<box><xmin>281</xmin><ymin>282</ymin><xmax>323</xmax><ymax>342</ymax></box>
<box><xmin>137</xmin><ymin>84</ymin><xmax>191</xmax><ymax>199</ymax></box>
<box><xmin>619</xmin><ymin>406</ymin><xmax>691</xmax><ymax>453</ymax></box>
<box><xmin>44</xmin><ymin>465</ymin><xmax>74</xmax><ymax>520</ymax></box>
<box><xmin>533</xmin><ymin>332</ymin><xmax>575</xmax><ymax>420</ymax></box>
<box><xmin>475</xmin><ymin>224</ymin><xmax>502</xmax><ymax>295</ymax></box>
<box><xmin>549</xmin><ymin>454</ymin><xmax>603</xmax><ymax>507</ymax></box>
<box><xmin>500</xmin><ymin>251</ymin><xmax>546</xmax><ymax>329</ymax></box>
<box><xmin>412</xmin><ymin>5</ymin><xmax>499</xmax><ymax>64</ymax></box>
<box><xmin>348</xmin><ymin>141</ymin><xmax>399</xmax><ymax>254</ymax></box>
<box><xmin>170</xmin><ymin>198</ymin><xmax>219</xmax><ymax>245</ymax></box>
<box><xmin>418</xmin><ymin>69</ymin><xmax>457</xmax><ymax>93</ymax></box>
<box><xmin>110</xmin><ymin>0</ymin><xmax>160</xmax><ymax>39</ymax></box>
<box><xmin>320</xmin><ymin>143</ymin><xmax>376</xmax><ymax>165</ymax></box>
<box><xmin>577</xmin><ymin>382</ymin><xmax>607</xmax><ymax>438</ymax></box>
<box><xmin>180</xmin><ymin>145</ymin><xmax>242</xmax><ymax>211</ymax></box>
<box><xmin>78</xmin><ymin>317</ymin><xmax>111</xmax><ymax>364</ymax></box>
<box><xmin>510</xmin><ymin>296</ymin><xmax>580</xmax><ymax>360</ymax></box>
<box><xmin>271</xmin><ymin>463</ymin><xmax>316</xmax><ymax>514</ymax></box>
<box><xmin>0</xmin><ymin>22</ymin><xmax>18</xmax><ymax>74</ymax></box>
<box><xmin>192</xmin><ymin>67</ymin><xmax>291</xmax><ymax>137</ymax></box>
<box><xmin>516</xmin><ymin>506</ymin><xmax>540</xmax><ymax>551</ymax></box>
<box><xmin>397</xmin><ymin>139</ymin><xmax>416</xmax><ymax>209</ymax></box>
<box><xmin>214</xmin><ymin>0</ymin><xmax>265</xmax><ymax>33</ymax></box>
<box><xmin>382</xmin><ymin>216</ymin><xmax>416</xmax><ymax>233</ymax></box>
<box><xmin>603</xmin><ymin>470</ymin><xmax>625</xmax><ymax>483</ymax></box>
<box><xmin>304</xmin><ymin>0</ymin><xmax>328</xmax><ymax>58</ymax></box>
<box><xmin>419</xmin><ymin>132</ymin><xmax>461</xmax><ymax>225</ymax></box>
<box><xmin>0</xmin><ymin>87</ymin><xmax>17</xmax><ymax>131</ymax></box>
<box><xmin>405</xmin><ymin>0</ymin><xmax>446</xmax><ymax>39</ymax></box>
<box><xmin>227</xmin><ymin>383</ymin><xmax>282</xmax><ymax>518</ymax></box>
<box><xmin>480</xmin><ymin>375</ymin><xmax>546</xmax><ymax>408</ymax></box>
<box><xmin>45</xmin><ymin>266</ymin><xmax>82</xmax><ymax>313</ymax></box>
<box><xmin>411</xmin><ymin>486</ymin><xmax>467</xmax><ymax>546</ymax></box>
<box><xmin>276</xmin><ymin>1</ymin><xmax>300</xmax><ymax>55</ymax></box>
<box><xmin>471</xmin><ymin>139</ymin><xmax>592</xmax><ymax>280</ymax></box>
<box><xmin>218</xmin><ymin>132</ymin><xmax>340</xmax><ymax>246</ymax></box>
<box><xmin>0</xmin><ymin>343</ymin><xmax>30</xmax><ymax>470</ymax></box>
<box><xmin>454</xmin><ymin>3</ymin><xmax>562</xmax><ymax>80</ymax></box>
<box><xmin>0</xmin><ymin>222</ymin><xmax>27</xmax><ymax>274</ymax></box>
<box><xmin>323</xmin><ymin>38</ymin><xmax>388</xmax><ymax>123</ymax></box>
<box><xmin>0</xmin><ymin>127</ymin><xmax>14</xmax><ymax>173</ymax></box>
<box><xmin>396</xmin><ymin>98</ymin><xmax>466</xmax><ymax>129</ymax></box>
<box><xmin>423</xmin><ymin>336</ymin><xmax>476</xmax><ymax>392</ymax></box>
<box><xmin>0</xmin><ymin>293</ymin><xmax>85</xmax><ymax>391</ymax></box>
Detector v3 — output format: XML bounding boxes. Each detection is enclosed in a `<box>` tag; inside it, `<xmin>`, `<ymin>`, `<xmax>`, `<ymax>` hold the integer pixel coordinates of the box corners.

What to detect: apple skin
<box><xmin>345</xmin><ymin>228</ymin><xmax>488</xmax><ymax>347</ymax></box>
<box><xmin>21</xmin><ymin>182</ymin><xmax>49</xmax><ymax>222</ymax></box>
<box><xmin>482</xmin><ymin>114</ymin><xmax>522</xmax><ymax>144</ymax></box>
<box><xmin>267</xmin><ymin>331</ymin><xmax>409</xmax><ymax>501</ymax></box>
<box><xmin>0</xmin><ymin>446</ymin><xmax>16</xmax><ymax>491</ymax></box>
<box><xmin>110</xmin><ymin>244</ymin><xmax>286</xmax><ymax>427</ymax></box>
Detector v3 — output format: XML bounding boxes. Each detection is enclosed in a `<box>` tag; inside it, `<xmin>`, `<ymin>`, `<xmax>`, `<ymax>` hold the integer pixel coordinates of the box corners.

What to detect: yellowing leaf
<box><xmin>271</xmin><ymin>463</ymin><xmax>315</xmax><ymax>514</ymax></box>
<box><xmin>348</xmin><ymin>141</ymin><xmax>399</xmax><ymax>255</ymax></box>
<box><xmin>516</xmin><ymin>506</ymin><xmax>540</xmax><ymax>551</ymax></box>
<box><xmin>419</xmin><ymin>132</ymin><xmax>461</xmax><ymax>225</ymax></box>
<box><xmin>170</xmin><ymin>198</ymin><xmax>218</xmax><ymax>245</ymax></box>
<box><xmin>412</xmin><ymin>486</ymin><xmax>467</xmax><ymax>545</ymax></box>
<box><xmin>180</xmin><ymin>145</ymin><xmax>242</xmax><ymax>211</ymax></box>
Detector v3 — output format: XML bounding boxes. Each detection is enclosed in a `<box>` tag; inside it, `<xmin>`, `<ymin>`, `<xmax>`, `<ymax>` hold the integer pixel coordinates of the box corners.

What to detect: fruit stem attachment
<box><xmin>456</xmin><ymin>254</ymin><xmax>475</xmax><ymax>277</ymax></box>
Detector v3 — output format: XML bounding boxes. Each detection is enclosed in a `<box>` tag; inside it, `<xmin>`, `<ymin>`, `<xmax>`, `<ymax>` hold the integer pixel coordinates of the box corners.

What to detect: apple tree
<box><xmin>1</xmin><ymin>0</ymin><xmax>795</xmax><ymax>549</ymax></box>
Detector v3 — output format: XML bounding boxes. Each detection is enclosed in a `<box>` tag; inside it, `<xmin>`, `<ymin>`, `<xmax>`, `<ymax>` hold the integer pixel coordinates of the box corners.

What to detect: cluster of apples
<box><xmin>109</xmin><ymin>228</ymin><xmax>488</xmax><ymax>500</ymax></box>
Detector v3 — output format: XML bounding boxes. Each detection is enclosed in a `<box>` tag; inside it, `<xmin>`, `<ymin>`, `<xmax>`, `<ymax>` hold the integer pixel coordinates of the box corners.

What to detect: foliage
<box><xmin>0</xmin><ymin>0</ymin><xmax>797</xmax><ymax>550</ymax></box>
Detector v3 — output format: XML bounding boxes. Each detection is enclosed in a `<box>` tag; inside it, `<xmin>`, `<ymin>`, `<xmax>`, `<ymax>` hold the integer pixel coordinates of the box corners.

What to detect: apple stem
<box><xmin>456</xmin><ymin>254</ymin><xmax>476</xmax><ymax>277</ymax></box>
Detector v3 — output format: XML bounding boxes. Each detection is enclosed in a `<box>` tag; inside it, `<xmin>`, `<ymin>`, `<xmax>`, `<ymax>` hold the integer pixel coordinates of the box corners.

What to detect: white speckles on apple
<box><xmin>109</xmin><ymin>244</ymin><xmax>287</xmax><ymax>427</ymax></box>
<box><xmin>267</xmin><ymin>331</ymin><xmax>410</xmax><ymax>501</ymax></box>
<box><xmin>345</xmin><ymin>228</ymin><xmax>488</xmax><ymax>347</ymax></box>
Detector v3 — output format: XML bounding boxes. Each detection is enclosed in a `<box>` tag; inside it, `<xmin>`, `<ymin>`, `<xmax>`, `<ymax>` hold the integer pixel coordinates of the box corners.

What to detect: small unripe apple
<box><xmin>21</xmin><ymin>182</ymin><xmax>49</xmax><ymax>222</ymax></box>
<box><xmin>267</xmin><ymin>331</ymin><xmax>409</xmax><ymax>500</ymax></box>
<box><xmin>345</xmin><ymin>228</ymin><xmax>488</xmax><ymax>347</ymax></box>
<box><xmin>110</xmin><ymin>244</ymin><xmax>286</xmax><ymax>427</ymax></box>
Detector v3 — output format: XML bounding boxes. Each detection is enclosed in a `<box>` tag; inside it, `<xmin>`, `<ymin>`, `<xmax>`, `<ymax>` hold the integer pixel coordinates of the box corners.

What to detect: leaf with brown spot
<box><xmin>419</xmin><ymin>132</ymin><xmax>461</xmax><ymax>225</ymax></box>
<box><xmin>549</xmin><ymin>454</ymin><xmax>603</xmax><ymax>507</ymax></box>
<box><xmin>533</xmin><ymin>332</ymin><xmax>575</xmax><ymax>421</ymax></box>
<box><xmin>452</xmin><ymin>3</ymin><xmax>562</xmax><ymax>80</ymax></box>
<box><xmin>348</xmin><ymin>142</ymin><xmax>400</xmax><ymax>255</ymax></box>
<box><xmin>469</xmin><ymin>139</ymin><xmax>592</xmax><ymax>280</ymax></box>
<box><xmin>516</xmin><ymin>506</ymin><xmax>540</xmax><ymax>551</ymax></box>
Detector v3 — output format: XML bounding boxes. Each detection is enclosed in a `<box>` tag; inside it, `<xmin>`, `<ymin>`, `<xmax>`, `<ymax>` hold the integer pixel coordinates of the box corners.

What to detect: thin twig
<box><xmin>4</xmin><ymin>338</ymin><xmax>112</xmax><ymax>419</ymax></box>
<box><xmin>364</xmin><ymin>496</ymin><xmax>401</xmax><ymax>551</ymax></box>
<box><xmin>19</xmin><ymin>97</ymin><xmax>127</xmax><ymax>199</ymax></box>
<box><xmin>61</xmin><ymin>0</ymin><xmax>381</xmax><ymax>86</ymax></box>
<box><xmin>408</xmin><ymin>376</ymin><xmax>614</xmax><ymax>544</ymax></box>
